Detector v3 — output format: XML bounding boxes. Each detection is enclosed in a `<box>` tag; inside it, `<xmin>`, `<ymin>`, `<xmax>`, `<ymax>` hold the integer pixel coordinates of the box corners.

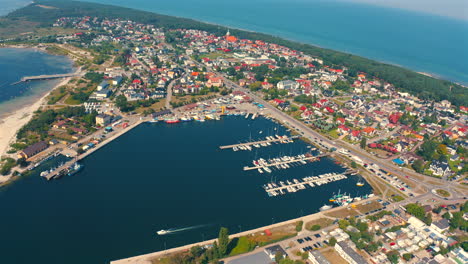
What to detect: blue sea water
<box><xmin>0</xmin><ymin>117</ymin><xmax>371</xmax><ymax>264</ymax></box>
<box><xmin>0</xmin><ymin>48</ymin><xmax>74</xmax><ymax>116</ymax></box>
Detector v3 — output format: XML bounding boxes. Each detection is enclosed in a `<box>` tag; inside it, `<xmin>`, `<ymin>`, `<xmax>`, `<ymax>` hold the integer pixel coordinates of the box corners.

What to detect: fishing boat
<box><xmin>181</xmin><ymin>117</ymin><xmax>192</xmax><ymax>122</ymax></box>
<box><xmin>165</xmin><ymin>118</ymin><xmax>180</xmax><ymax>124</ymax></box>
<box><xmin>356</xmin><ymin>181</ymin><xmax>365</xmax><ymax>187</ymax></box>
<box><xmin>67</xmin><ymin>162</ymin><xmax>83</xmax><ymax>176</ymax></box>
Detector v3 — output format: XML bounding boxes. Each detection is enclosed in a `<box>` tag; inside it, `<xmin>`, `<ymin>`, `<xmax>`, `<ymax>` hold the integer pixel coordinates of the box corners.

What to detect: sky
<box><xmin>343</xmin><ymin>0</ymin><xmax>468</xmax><ymax>21</ymax></box>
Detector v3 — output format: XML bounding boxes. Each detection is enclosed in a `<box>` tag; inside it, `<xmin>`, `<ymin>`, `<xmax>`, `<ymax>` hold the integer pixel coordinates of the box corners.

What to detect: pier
<box><xmin>244</xmin><ymin>153</ymin><xmax>330</xmax><ymax>171</ymax></box>
<box><xmin>220</xmin><ymin>135</ymin><xmax>299</xmax><ymax>150</ymax></box>
<box><xmin>264</xmin><ymin>170</ymin><xmax>354</xmax><ymax>196</ymax></box>
<box><xmin>39</xmin><ymin>119</ymin><xmax>144</xmax><ymax>180</ymax></box>
<box><xmin>13</xmin><ymin>73</ymin><xmax>80</xmax><ymax>84</ymax></box>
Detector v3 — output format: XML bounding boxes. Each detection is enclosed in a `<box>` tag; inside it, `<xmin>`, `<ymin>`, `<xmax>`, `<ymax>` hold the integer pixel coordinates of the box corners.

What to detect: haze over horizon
<box><xmin>342</xmin><ymin>0</ymin><xmax>468</xmax><ymax>21</ymax></box>
<box><xmin>1</xmin><ymin>0</ymin><xmax>468</xmax><ymax>22</ymax></box>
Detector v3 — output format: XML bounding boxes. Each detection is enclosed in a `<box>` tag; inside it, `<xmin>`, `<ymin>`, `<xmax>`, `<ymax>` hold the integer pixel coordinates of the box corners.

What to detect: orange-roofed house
<box><xmin>226</xmin><ymin>35</ymin><xmax>237</xmax><ymax>42</ymax></box>
<box><xmin>362</xmin><ymin>127</ymin><xmax>376</xmax><ymax>136</ymax></box>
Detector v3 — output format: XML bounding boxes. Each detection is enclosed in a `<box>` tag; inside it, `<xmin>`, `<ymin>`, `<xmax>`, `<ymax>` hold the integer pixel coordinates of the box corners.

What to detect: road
<box><xmin>218</xmin><ymin>74</ymin><xmax>466</xmax><ymax>199</ymax></box>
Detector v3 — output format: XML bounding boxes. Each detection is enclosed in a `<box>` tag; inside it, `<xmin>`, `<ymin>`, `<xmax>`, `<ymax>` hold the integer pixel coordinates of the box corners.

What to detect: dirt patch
<box><xmin>320</xmin><ymin>247</ymin><xmax>347</xmax><ymax>263</ymax></box>
<box><xmin>355</xmin><ymin>201</ymin><xmax>383</xmax><ymax>214</ymax></box>
<box><xmin>305</xmin><ymin>218</ymin><xmax>334</xmax><ymax>230</ymax></box>
<box><xmin>249</xmin><ymin>222</ymin><xmax>297</xmax><ymax>244</ymax></box>
<box><xmin>324</xmin><ymin>207</ymin><xmax>359</xmax><ymax>218</ymax></box>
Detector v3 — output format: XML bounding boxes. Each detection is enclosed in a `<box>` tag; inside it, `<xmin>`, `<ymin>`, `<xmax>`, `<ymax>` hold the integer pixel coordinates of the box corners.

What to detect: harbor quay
<box><xmin>31</xmin><ymin>97</ymin><xmax>272</xmax><ymax>180</ymax></box>
<box><xmin>110</xmin><ymin>196</ymin><xmax>379</xmax><ymax>264</ymax></box>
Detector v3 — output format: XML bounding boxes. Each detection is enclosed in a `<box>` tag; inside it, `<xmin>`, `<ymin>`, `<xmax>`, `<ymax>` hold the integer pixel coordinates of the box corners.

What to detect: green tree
<box><xmin>402</xmin><ymin>253</ymin><xmax>413</xmax><ymax>261</ymax></box>
<box><xmin>351</xmin><ymin>161</ymin><xmax>357</xmax><ymax>168</ymax></box>
<box><xmin>405</xmin><ymin>203</ymin><xmax>426</xmax><ymax>220</ymax></box>
<box><xmin>295</xmin><ymin>221</ymin><xmax>303</xmax><ymax>232</ymax></box>
<box><xmin>356</xmin><ymin>221</ymin><xmax>368</xmax><ymax>232</ymax></box>
<box><xmin>217</xmin><ymin>227</ymin><xmax>230</xmax><ymax>257</ymax></box>
<box><xmin>442</xmin><ymin>212</ymin><xmax>451</xmax><ymax>219</ymax></box>
<box><xmin>387</xmin><ymin>251</ymin><xmax>400</xmax><ymax>264</ymax></box>
<box><xmin>338</xmin><ymin>219</ymin><xmax>350</xmax><ymax>229</ymax></box>
<box><xmin>424</xmin><ymin>213</ymin><xmax>433</xmax><ymax>225</ymax></box>
<box><xmin>329</xmin><ymin>237</ymin><xmax>337</xmax><ymax>246</ymax></box>
<box><xmin>360</xmin><ymin>138</ymin><xmax>367</xmax><ymax>149</ymax></box>
<box><xmin>310</xmin><ymin>224</ymin><xmax>321</xmax><ymax>231</ymax></box>
<box><xmin>412</xmin><ymin>159</ymin><xmax>425</xmax><ymax>173</ymax></box>
<box><xmin>275</xmin><ymin>251</ymin><xmax>284</xmax><ymax>263</ymax></box>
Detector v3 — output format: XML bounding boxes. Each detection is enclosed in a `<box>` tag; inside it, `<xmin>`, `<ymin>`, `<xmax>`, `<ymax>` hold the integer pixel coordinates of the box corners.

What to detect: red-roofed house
<box><xmin>389</xmin><ymin>113</ymin><xmax>401</xmax><ymax>124</ymax></box>
<box><xmin>272</xmin><ymin>99</ymin><xmax>285</xmax><ymax>105</ymax></box>
<box><xmin>338</xmin><ymin>124</ymin><xmax>351</xmax><ymax>135</ymax></box>
<box><xmin>349</xmin><ymin>130</ymin><xmax>361</xmax><ymax>141</ymax></box>
<box><xmin>325</xmin><ymin>106</ymin><xmax>334</xmax><ymax>113</ymax></box>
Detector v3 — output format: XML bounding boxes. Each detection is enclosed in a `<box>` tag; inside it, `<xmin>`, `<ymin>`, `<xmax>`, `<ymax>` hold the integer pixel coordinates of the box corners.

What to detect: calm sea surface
<box><xmin>0</xmin><ymin>48</ymin><xmax>74</xmax><ymax>116</ymax></box>
<box><xmin>0</xmin><ymin>117</ymin><xmax>371</xmax><ymax>264</ymax></box>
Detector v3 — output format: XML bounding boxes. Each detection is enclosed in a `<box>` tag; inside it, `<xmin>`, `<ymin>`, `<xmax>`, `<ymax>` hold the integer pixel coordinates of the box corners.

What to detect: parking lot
<box><xmin>295</xmin><ymin>233</ymin><xmax>329</xmax><ymax>253</ymax></box>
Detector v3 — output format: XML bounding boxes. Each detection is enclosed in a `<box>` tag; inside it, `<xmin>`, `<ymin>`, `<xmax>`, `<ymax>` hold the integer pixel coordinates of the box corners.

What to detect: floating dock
<box><xmin>220</xmin><ymin>135</ymin><xmax>299</xmax><ymax>150</ymax></box>
<box><xmin>264</xmin><ymin>171</ymin><xmax>354</xmax><ymax>196</ymax></box>
<box><xmin>244</xmin><ymin>153</ymin><xmax>329</xmax><ymax>172</ymax></box>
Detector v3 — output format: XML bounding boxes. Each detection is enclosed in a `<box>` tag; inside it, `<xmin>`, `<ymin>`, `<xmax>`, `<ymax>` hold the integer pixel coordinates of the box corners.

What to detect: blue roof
<box><xmin>393</xmin><ymin>158</ymin><xmax>404</xmax><ymax>165</ymax></box>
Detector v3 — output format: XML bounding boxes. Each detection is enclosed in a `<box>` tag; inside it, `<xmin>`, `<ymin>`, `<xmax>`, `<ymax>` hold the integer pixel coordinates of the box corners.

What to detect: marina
<box><xmin>244</xmin><ymin>153</ymin><xmax>330</xmax><ymax>171</ymax></box>
<box><xmin>263</xmin><ymin>172</ymin><xmax>351</xmax><ymax>196</ymax></box>
<box><xmin>219</xmin><ymin>135</ymin><xmax>299</xmax><ymax>150</ymax></box>
<box><xmin>0</xmin><ymin>115</ymin><xmax>372</xmax><ymax>264</ymax></box>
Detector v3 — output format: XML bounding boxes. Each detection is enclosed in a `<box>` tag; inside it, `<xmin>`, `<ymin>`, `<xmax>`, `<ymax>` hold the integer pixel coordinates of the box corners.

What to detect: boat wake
<box><xmin>158</xmin><ymin>224</ymin><xmax>208</xmax><ymax>235</ymax></box>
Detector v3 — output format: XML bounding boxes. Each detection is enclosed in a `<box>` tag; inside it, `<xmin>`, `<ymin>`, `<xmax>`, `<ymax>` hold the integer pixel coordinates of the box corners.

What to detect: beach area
<box><xmin>0</xmin><ymin>77</ymin><xmax>72</xmax><ymax>162</ymax></box>
<box><xmin>0</xmin><ymin>46</ymin><xmax>76</xmax><ymax>180</ymax></box>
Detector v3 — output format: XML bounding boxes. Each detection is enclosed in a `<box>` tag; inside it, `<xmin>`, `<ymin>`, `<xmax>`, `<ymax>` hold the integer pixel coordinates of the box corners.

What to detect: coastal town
<box><xmin>0</xmin><ymin>12</ymin><xmax>467</xmax><ymax>264</ymax></box>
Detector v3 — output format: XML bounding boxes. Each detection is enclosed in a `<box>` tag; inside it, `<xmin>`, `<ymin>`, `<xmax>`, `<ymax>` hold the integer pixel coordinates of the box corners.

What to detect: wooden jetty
<box><xmin>13</xmin><ymin>73</ymin><xmax>80</xmax><ymax>85</ymax></box>
<box><xmin>220</xmin><ymin>135</ymin><xmax>299</xmax><ymax>150</ymax></box>
<box><xmin>244</xmin><ymin>153</ymin><xmax>329</xmax><ymax>171</ymax></box>
<box><xmin>264</xmin><ymin>170</ymin><xmax>356</xmax><ymax>196</ymax></box>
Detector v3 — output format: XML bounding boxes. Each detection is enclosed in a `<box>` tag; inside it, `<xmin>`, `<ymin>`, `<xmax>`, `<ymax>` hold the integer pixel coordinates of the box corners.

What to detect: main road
<box><xmin>217</xmin><ymin>73</ymin><xmax>465</xmax><ymax>199</ymax></box>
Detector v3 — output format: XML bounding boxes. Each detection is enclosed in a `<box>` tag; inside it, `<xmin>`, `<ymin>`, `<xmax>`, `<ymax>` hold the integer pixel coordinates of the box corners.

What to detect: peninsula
<box><xmin>0</xmin><ymin>1</ymin><xmax>466</xmax><ymax>264</ymax></box>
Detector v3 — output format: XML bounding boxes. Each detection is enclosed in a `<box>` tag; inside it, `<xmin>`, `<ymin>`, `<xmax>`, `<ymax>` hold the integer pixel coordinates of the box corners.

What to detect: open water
<box><xmin>0</xmin><ymin>116</ymin><xmax>371</xmax><ymax>263</ymax></box>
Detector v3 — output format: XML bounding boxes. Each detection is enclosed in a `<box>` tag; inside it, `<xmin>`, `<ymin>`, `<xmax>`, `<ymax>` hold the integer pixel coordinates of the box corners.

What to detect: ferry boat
<box><xmin>157</xmin><ymin>230</ymin><xmax>169</xmax><ymax>235</ymax></box>
<box><xmin>165</xmin><ymin>118</ymin><xmax>180</xmax><ymax>124</ymax></box>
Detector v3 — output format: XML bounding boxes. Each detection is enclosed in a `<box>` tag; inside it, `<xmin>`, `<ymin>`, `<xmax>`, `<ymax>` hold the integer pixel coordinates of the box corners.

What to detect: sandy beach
<box><xmin>0</xmin><ymin>77</ymin><xmax>72</xmax><ymax>159</ymax></box>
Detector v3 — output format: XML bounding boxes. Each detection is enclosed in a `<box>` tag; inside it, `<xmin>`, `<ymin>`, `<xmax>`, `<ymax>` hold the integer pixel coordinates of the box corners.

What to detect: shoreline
<box><xmin>0</xmin><ymin>77</ymin><xmax>72</xmax><ymax>160</ymax></box>
<box><xmin>0</xmin><ymin>44</ymin><xmax>79</xmax><ymax>161</ymax></box>
<box><xmin>111</xmin><ymin>196</ymin><xmax>379</xmax><ymax>264</ymax></box>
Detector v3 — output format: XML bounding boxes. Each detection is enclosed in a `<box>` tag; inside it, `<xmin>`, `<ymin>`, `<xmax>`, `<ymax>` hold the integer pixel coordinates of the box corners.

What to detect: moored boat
<box><xmin>165</xmin><ymin>118</ymin><xmax>180</xmax><ymax>124</ymax></box>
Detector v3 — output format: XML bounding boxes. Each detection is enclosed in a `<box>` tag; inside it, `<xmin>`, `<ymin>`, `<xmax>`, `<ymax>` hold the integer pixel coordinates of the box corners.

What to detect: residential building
<box><xmin>335</xmin><ymin>241</ymin><xmax>368</xmax><ymax>264</ymax></box>
<box><xmin>95</xmin><ymin>114</ymin><xmax>111</xmax><ymax>126</ymax></box>
<box><xmin>264</xmin><ymin>245</ymin><xmax>287</xmax><ymax>261</ymax></box>
<box><xmin>431</xmin><ymin>219</ymin><xmax>450</xmax><ymax>234</ymax></box>
<box><xmin>18</xmin><ymin>141</ymin><xmax>48</xmax><ymax>159</ymax></box>
<box><xmin>308</xmin><ymin>250</ymin><xmax>331</xmax><ymax>264</ymax></box>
